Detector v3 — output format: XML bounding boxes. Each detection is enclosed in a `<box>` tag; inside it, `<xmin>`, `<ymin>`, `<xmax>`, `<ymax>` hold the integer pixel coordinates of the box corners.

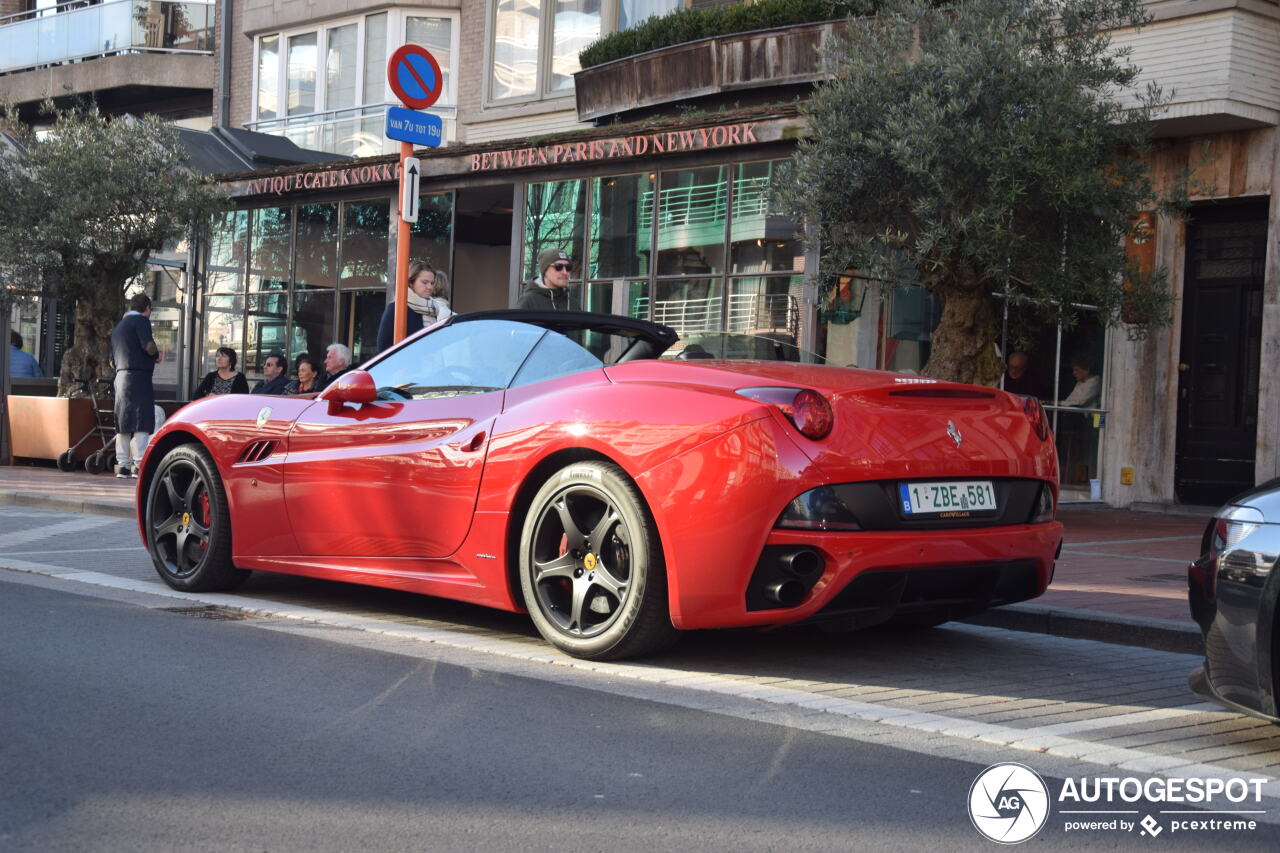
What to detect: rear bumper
<box><xmin>672</xmin><ymin>521</ymin><xmax>1062</xmax><ymax>630</ymax></box>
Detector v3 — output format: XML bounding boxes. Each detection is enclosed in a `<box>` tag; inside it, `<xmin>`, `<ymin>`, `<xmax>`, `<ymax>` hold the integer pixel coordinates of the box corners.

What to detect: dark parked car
<box><xmin>1188</xmin><ymin>480</ymin><xmax>1280</xmax><ymax>722</ymax></box>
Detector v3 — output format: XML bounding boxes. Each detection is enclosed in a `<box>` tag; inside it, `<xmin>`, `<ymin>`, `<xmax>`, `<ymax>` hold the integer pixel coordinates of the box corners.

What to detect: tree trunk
<box><xmin>58</xmin><ymin>286</ymin><xmax>121</xmax><ymax>398</ymax></box>
<box><xmin>920</xmin><ymin>281</ymin><xmax>1002</xmax><ymax>386</ymax></box>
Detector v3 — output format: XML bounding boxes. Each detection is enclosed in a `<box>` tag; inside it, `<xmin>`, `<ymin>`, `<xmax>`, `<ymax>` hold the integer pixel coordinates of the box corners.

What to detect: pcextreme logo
<box><xmin>968</xmin><ymin>763</ymin><xmax>1051</xmax><ymax>844</ymax></box>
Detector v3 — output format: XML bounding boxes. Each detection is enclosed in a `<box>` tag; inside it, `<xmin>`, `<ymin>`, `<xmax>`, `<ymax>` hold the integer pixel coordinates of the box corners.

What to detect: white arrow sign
<box><xmin>401</xmin><ymin>157</ymin><xmax>420</xmax><ymax>224</ymax></box>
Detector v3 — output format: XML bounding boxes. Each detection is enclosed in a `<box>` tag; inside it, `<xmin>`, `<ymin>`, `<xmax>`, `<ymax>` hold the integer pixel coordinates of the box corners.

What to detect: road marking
<box><xmin>3</xmin><ymin>546</ymin><xmax>144</xmax><ymax>556</ymax></box>
<box><xmin>3</xmin><ymin>559</ymin><xmax>1277</xmax><ymax>804</ymax></box>
<box><xmin>1066</xmin><ymin>535</ymin><xmax>1202</xmax><ymax>547</ymax></box>
<box><xmin>0</xmin><ymin>516</ymin><xmax>117</xmax><ymax>551</ymax></box>
<box><xmin>1035</xmin><ymin>704</ymin><xmax>1223</xmax><ymax>736</ymax></box>
<box><xmin>1059</xmin><ymin>549</ymin><xmax>1190</xmax><ymax>564</ymax></box>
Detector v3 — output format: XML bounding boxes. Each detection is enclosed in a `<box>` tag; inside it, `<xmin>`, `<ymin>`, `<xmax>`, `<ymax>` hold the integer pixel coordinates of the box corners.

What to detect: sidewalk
<box><xmin>0</xmin><ymin>461</ymin><xmax>1209</xmax><ymax>653</ymax></box>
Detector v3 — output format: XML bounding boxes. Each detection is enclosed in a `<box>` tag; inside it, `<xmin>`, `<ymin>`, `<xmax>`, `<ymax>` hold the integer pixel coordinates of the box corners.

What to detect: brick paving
<box><xmin>0</xmin><ymin>460</ymin><xmax>1209</xmax><ymax>625</ymax></box>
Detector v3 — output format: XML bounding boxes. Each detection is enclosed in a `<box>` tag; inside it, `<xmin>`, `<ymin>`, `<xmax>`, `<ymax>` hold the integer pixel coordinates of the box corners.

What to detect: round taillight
<box><xmin>791</xmin><ymin>389</ymin><xmax>833</xmax><ymax>440</ymax></box>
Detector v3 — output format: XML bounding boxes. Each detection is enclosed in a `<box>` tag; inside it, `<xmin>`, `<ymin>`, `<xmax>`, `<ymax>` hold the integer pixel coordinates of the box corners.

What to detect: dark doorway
<box><xmin>1175</xmin><ymin>200</ymin><xmax>1268</xmax><ymax>505</ymax></box>
<box><xmin>453</xmin><ymin>185</ymin><xmax>514</xmax><ymax>312</ymax></box>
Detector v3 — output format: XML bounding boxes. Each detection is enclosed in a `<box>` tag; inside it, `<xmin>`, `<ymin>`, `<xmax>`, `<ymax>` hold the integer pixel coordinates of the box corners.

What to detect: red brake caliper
<box><xmin>199</xmin><ymin>492</ymin><xmax>211</xmax><ymax>550</ymax></box>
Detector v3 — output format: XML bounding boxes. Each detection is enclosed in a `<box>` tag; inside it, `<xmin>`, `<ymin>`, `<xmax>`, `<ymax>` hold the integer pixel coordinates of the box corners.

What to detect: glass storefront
<box><xmin>525</xmin><ymin>159</ymin><xmax>805</xmax><ymax>343</ymax></box>
<box><xmin>200</xmin><ymin>192</ymin><xmax>453</xmax><ymax>384</ymax></box>
<box><xmin>874</xmin><ymin>284</ymin><xmax>1110</xmax><ymax>498</ymax></box>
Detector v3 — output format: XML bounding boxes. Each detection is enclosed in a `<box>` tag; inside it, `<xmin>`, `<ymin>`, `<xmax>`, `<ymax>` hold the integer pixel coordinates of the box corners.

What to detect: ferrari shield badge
<box><xmin>256</xmin><ymin>407</ymin><xmax>272</xmax><ymax>429</ymax></box>
<box><xmin>947</xmin><ymin>420</ymin><xmax>963</xmax><ymax>448</ymax></box>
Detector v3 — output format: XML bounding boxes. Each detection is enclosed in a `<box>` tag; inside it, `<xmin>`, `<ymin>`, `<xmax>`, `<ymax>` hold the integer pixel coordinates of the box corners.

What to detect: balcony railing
<box><xmin>0</xmin><ymin>0</ymin><xmax>213</xmax><ymax>76</ymax></box>
<box><xmin>245</xmin><ymin>103</ymin><xmax>458</xmax><ymax>159</ymax></box>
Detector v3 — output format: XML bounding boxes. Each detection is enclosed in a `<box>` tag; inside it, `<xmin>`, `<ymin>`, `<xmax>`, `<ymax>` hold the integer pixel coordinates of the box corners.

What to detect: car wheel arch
<box><xmin>504</xmin><ymin>447</ymin><xmax>658</xmax><ymax>611</ymax></box>
<box><xmin>139</xmin><ymin>430</ymin><xmax>204</xmax><ymax>505</ymax></box>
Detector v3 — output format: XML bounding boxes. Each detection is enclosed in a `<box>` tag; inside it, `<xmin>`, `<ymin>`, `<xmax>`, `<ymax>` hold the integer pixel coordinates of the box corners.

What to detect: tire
<box><xmin>144</xmin><ymin>444</ymin><xmax>249</xmax><ymax>592</ymax></box>
<box><xmin>85</xmin><ymin>450</ymin><xmax>106</xmax><ymax>475</ymax></box>
<box><xmin>519</xmin><ymin>461</ymin><xmax>678</xmax><ymax>660</ymax></box>
<box><xmin>56</xmin><ymin>450</ymin><xmax>76</xmax><ymax>472</ymax></box>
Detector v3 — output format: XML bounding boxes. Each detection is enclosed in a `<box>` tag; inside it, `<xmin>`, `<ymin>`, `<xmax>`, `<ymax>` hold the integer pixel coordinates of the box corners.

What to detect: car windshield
<box><xmin>368</xmin><ymin>319</ymin><xmax>651</xmax><ymax>401</ymax></box>
<box><xmin>662</xmin><ymin>333</ymin><xmax>827</xmax><ymax>364</ymax></box>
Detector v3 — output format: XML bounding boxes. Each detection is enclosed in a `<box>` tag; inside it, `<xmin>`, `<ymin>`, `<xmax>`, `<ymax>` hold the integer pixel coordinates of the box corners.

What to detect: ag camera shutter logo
<box><xmin>968</xmin><ymin>762</ymin><xmax>1051</xmax><ymax>844</ymax></box>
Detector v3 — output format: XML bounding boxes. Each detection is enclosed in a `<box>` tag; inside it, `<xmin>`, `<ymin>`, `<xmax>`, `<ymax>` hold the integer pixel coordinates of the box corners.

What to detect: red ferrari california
<box><xmin>137</xmin><ymin>310</ymin><xmax>1062</xmax><ymax>660</ymax></box>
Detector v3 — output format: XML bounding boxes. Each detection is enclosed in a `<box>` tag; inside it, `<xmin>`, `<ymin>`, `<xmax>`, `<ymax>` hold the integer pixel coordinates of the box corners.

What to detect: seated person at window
<box><xmin>1060</xmin><ymin>355</ymin><xmax>1101</xmax><ymax>408</ymax></box>
<box><xmin>252</xmin><ymin>352</ymin><xmax>290</xmax><ymax>395</ymax></box>
<box><xmin>195</xmin><ymin>346</ymin><xmax>250</xmax><ymax>398</ymax></box>
<box><xmin>285</xmin><ymin>355</ymin><xmax>323</xmax><ymax>395</ymax></box>
<box><xmin>9</xmin><ymin>330</ymin><xmax>41</xmax><ymax>378</ymax></box>
<box><xmin>319</xmin><ymin>343</ymin><xmax>353</xmax><ymax>390</ymax></box>
<box><xmin>1002</xmin><ymin>350</ymin><xmax>1043</xmax><ymax>398</ymax></box>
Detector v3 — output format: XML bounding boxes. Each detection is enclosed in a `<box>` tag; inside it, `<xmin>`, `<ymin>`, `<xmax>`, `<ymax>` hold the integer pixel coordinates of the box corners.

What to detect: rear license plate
<box><xmin>898</xmin><ymin>481</ymin><xmax>997</xmax><ymax>516</ymax></box>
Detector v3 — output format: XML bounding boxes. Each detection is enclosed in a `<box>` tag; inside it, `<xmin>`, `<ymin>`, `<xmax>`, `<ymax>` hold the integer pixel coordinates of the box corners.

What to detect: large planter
<box><xmin>6</xmin><ymin>395</ymin><xmax>111</xmax><ymax>462</ymax></box>
<box><xmin>5</xmin><ymin>395</ymin><xmax>186</xmax><ymax>467</ymax></box>
<box><xmin>574</xmin><ymin>20</ymin><xmax>843</xmax><ymax>122</ymax></box>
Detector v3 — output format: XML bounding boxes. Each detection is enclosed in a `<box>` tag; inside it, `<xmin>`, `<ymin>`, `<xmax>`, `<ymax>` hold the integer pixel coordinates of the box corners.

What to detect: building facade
<box><xmin>19</xmin><ymin>0</ymin><xmax>1272</xmax><ymax>508</ymax></box>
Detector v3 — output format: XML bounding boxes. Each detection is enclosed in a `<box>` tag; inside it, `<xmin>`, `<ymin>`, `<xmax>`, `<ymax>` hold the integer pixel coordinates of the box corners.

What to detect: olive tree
<box><xmin>0</xmin><ymin>102</ymin><xmax>226</xmax><ymax>395</ymax></box>
<box><xmin>780</xmin><ymin>0</ymin><xmax>1179</xmax><ymax>384</ymax></box>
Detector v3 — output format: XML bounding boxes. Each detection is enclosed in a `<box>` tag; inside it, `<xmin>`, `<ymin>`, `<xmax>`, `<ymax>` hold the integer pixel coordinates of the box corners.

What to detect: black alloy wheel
<box><xmin>145</xmin><ymin>444</ymin><xmax>249</xmax><ymax>591</ymax></box>
<box><xmin>519</xmin><ymin>461</ymin><xmax>677</xmax><ymax>660</ymax></box>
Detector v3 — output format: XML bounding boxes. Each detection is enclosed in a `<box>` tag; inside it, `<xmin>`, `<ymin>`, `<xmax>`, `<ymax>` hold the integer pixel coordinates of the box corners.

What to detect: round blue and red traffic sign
<box><xmin>387</xmin><ymin>45</ymin><xmax>444</xmax><ymax>110</ymax></box>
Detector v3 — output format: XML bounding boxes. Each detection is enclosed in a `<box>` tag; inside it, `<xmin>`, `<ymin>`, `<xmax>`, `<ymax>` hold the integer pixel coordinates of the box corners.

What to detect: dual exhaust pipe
<box><xmin>762</xmin><ymin>548</ymin><xmax>824</xmax><ymax>607</ymax></box>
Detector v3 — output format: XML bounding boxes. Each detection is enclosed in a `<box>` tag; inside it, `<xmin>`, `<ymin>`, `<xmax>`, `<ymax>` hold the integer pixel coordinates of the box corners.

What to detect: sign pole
<box><xmin>394</xmin><ymin>139</ymin><xmax>412</xmax><ymax>344</ymax></box>
<box><xmin>386</xmin><ymin>43</ymin><xmax>444</xmax><ymax>345</ymax></box>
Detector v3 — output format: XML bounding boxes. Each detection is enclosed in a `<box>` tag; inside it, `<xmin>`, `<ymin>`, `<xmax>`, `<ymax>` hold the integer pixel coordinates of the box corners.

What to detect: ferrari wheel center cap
<box><xmin>181</xmin><ymin>512</ymin><xmax>191</xmax><ymax>526</ymax></box>
<box><xmin>583</xmin><ymin>552</ymin><xmax>597</xmax><ymax>571</ymax></box>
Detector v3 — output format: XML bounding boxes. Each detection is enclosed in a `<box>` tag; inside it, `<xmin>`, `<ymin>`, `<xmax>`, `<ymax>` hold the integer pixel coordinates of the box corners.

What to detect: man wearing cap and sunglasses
<box><xmin>517</xmin><ymin>247</ymin><xmax>582</xmax><ymax>311</ymax></box>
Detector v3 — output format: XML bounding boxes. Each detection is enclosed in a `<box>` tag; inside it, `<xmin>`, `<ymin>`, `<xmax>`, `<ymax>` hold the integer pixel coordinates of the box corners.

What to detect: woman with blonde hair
<box><xmin>375</xmin><ymin>259</ymin><xmax>454</xmax><ymax>352</ymax></box>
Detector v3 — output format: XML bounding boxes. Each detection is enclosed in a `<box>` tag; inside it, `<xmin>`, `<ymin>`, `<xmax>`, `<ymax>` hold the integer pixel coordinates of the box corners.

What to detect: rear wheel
<box><xmin>519</xmin><ymin>461</ymin><xmax>677</xmax><ymax>660</ymax></box>
<box><xmin>145</xmin><ymin>444</ymin><xmax>249</xmax><ymax>591</ymax></box>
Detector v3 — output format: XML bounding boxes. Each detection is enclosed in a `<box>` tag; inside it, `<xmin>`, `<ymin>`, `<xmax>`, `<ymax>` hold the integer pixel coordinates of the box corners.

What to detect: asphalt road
<box><xmin>2</xmin><ymin>574</ymin><xmax>1278</xmax><ymax>852</ymax></box>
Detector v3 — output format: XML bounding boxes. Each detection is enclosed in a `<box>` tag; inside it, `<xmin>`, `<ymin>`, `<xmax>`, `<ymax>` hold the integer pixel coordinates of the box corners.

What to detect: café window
<box><xmin>875</xmin><ymin>285</ymin><xmax>1110</xmax><ymax>499</ymax></box>
<box><xmin>523</xmin><ymin>159</ymin><xmax>804</xmax><ymax>345</ymax></box>
<box><xmin>487</xmin><ymin>0</ymin><xmax>680</xmax><ymax>103</ymax></box>
<box><xmin>200</xmin><ymin>193</ymin><xmax>455</xmax><ymax>387</ymax></box>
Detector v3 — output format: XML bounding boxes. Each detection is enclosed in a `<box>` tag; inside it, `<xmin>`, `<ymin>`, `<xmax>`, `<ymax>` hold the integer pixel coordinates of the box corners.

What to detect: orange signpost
<box><xmin>386</xmin><ymin>45</ymin><xmax>445</xmax><ymax>343</ymax></box>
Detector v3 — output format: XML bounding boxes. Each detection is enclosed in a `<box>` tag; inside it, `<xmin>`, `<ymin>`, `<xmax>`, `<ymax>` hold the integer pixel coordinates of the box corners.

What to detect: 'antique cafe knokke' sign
<box><xmin>235</xmin><ymin>120</ymin><xmax>763</xmax><ymax>197</ymax></box>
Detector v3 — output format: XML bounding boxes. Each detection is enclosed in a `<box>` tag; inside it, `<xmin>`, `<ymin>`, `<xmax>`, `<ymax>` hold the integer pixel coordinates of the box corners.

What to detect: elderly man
<box><xmin>517</xmin><ymin>247</ymin><xmax>581</xmax><ymax>311</ymax></box>
<box><xmin>319</xmin><ymin>343</ymin><xmax>353</xmax><ymax>390</ymax></box>
<box><xmin>252</xmin><ymin>352</ymin><xmax>290</xmax><ymax>395</ymax></box>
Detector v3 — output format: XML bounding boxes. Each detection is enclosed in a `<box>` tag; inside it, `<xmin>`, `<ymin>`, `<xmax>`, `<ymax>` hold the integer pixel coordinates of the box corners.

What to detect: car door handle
<box><xmin>463</xmin><ymin>431</ymin><xmax>486</xmax><ymax>452</ymax></box>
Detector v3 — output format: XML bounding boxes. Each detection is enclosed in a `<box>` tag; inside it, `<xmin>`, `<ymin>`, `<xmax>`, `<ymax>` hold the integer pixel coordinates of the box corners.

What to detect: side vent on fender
<box><xmin>236</xmin><ymin>440</ymin><xmax>277</xmax><ymax>464</ymax></box>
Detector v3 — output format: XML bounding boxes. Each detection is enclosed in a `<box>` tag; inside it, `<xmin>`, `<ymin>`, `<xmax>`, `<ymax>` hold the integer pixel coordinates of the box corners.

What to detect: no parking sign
<box><xmin>387</xmin><ymin>45</ymin><xmax>444</xmax><ymax>110</ymax></box>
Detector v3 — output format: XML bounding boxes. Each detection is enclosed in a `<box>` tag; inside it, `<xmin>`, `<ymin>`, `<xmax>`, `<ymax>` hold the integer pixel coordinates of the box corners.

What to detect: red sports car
<box><xmin>137</xmin><ymin>310</ymin><xmax>1062</xmax><ymax>660</ymax></box>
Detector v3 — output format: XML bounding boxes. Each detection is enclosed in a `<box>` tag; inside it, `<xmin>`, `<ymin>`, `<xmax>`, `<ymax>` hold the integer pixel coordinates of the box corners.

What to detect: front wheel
<box><xmin>145</xmin><ymin>444</ymin><xmax>249</xmax><ymax>592</ymax></box>
<box><xmin>519</xmin><ymin>461</ymin><xmax>677</xmax><ymax>661</ymax></box>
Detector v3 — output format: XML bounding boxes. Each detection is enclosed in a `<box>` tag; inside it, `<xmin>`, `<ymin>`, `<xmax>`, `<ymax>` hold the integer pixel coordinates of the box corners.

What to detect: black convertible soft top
<box><xmin>448</xmin><ymin>309</ymin><xmax>678</xmax><ymax>362</ymax></box>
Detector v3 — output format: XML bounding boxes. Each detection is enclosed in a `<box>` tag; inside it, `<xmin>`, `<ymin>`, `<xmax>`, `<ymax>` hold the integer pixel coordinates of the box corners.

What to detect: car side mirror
<box><xmin>324</xmin><ymin>369</ymin><xmax>377</xmax><ymax>415</ymax></box>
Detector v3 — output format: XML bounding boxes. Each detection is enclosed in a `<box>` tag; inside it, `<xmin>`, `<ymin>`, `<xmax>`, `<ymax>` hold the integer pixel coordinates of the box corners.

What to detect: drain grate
<box><xmin>1129</xmin><ymin>573</ymin><xmax>1186</xmax><ymax>584</ymax></box>
<box><xmin>159</xmin><ymin>605</ymin><xmax>249</xmax><ymax>621</ymax></box>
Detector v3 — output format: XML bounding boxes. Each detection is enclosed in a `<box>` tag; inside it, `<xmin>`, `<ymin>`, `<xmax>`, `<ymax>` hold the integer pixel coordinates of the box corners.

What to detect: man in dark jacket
<box><xmin>516</xmin><ymin>248</ymin><xmax>581</xmax><ymax>311</ymax></box>
<box><xmin>110</xmin><ymin>292</ymin><xmax>160</xmax><ymax>478</ymax></box>
<box><xmin>252</xmin><ymin>352</ymin><xmax>290</xmax><ymax>395</ymax></box>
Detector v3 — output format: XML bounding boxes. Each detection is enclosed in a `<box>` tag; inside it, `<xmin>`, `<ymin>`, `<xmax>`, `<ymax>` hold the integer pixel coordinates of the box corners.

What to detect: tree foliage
<box><xmin>0</xmin><ymin>102</ymin><xmax>226</xmax><ymax>394</ymax></box>
<box><xmin>779</xmin><ymin>0</ymin><xmax>1179</xmax><ymax>384</ymax></box>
